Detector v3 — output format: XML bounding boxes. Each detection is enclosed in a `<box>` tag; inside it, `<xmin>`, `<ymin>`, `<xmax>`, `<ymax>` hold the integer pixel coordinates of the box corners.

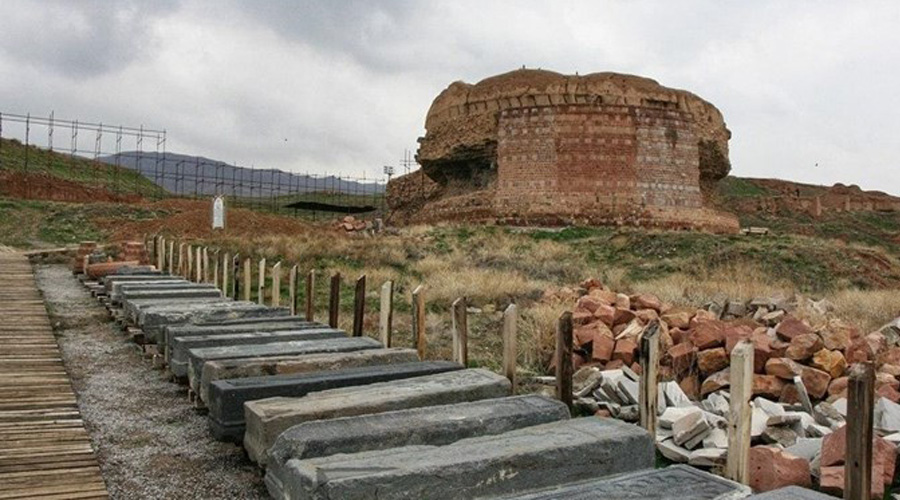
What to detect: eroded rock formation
<box><xmin>388</xmin><ymin>69</ymin><xmax>739</xmax><ymax>232</ymax></box>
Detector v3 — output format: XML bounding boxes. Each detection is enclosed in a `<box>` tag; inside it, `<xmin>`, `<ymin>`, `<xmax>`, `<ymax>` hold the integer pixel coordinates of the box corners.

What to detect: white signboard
<box><xmin>212</xmin><ymin>196</ymin><xmax>226</xmax><ymax>229</ymax></box>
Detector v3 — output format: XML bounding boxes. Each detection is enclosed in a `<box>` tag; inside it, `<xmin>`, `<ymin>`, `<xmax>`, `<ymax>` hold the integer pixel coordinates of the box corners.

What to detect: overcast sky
<box><xmin>1</xmin><ymin>1</ymin><xmax>898</xmax><ymax>192</ymax></box>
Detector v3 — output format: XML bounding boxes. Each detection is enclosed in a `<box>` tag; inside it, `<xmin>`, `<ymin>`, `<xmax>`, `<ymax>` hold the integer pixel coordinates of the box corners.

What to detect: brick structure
<box><xmin>387</xmin><ymin>69</ymin><xmax>739</xmax><ymax>232</ymax></box>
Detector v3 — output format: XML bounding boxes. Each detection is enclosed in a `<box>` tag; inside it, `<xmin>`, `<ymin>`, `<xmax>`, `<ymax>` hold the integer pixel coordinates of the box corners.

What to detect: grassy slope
<box><xmin>0</xmin><ymin>137</ymin><xmax>165</xmax><ymax>197</ymax></box>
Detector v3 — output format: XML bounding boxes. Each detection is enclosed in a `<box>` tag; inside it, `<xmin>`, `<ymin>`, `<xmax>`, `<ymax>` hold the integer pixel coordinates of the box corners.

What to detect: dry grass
<box><xmin>191</xmin><ymin>223</ymin><xmax>900</xmax><ymax>376</ymax></box>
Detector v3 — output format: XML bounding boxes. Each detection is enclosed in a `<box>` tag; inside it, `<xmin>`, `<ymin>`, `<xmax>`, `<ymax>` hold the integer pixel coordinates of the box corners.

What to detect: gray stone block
<box><xmin>102</xmin><ymin>274</ymin><xmax>176</xmax><ymax>292</ymax></box>
<box><xmin>138</xmin><ymin>302</ymin><xmax>290</xmax><ymax>342</ymax></box>
<box><xmin>125</xmin><ymin>298</ymin><xmax>233</xmax><ymax>326</ymax></box>
<box><xmin>243</xmin><ymin>368</ymin><xmax>511</xmax><ymax>464</ymax></box>
<box><xmin>121</xmin><ymin>288</ymin><xmax>223</xmax><ymax>302</ymax></box>
<box><xmin>198</xmin><ymin>347</ymin><xmax>420</xmax><ymax>403</ymax></box>
<box><xmin>208</xmin><ymin>361</ymin><xmax>463</xmax><ymax>442</ymax></box>
<box><xmin>265</xmin><ymin>395</ymin><xmax>569</xmax><ymax>472</ymax></box>
<box><xmin>489</xmin><ymin>465</ymin><xmax>749</xmax><ymax>499</ymax></box>
<box><xmin>162</xmin><ymin>318</ymin><xmax>319</xmax><ymax>360</ymax></box>
<box><xmin>168</xmin><ymin>327</ymin><xmax>347</xmax><ymax>378</ymax></box>
<box><xmin>188</xmin><ymin>337</ymin><xmax>382</xmax><ymax>395</ymax></box>
<box><xmin>267</xmin><ymin>417</ymin><xmax>652</xmax><ymax>500</ymax></box>
<box><xmin>109</xmin><ymin>279</ymin><xmax>190</xmax><ymax>299</ymax></box>
<box><xmin>748</xmin><ymin>486</ymin><xmax>835</xmax><ymax>499</ymax></box>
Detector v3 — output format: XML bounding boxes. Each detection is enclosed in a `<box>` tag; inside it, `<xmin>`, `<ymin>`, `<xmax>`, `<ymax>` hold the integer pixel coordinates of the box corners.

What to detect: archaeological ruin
<box><xmin>387</xmin><ymin>69</ymin><xmax>740</xmax><ymax>232</ymax></box>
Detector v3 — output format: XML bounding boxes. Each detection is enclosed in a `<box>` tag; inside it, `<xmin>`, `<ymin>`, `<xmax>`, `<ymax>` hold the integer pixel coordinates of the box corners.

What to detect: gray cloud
<box><xmin>0</xmin><ymin>0</ymin><xmax>898</xmax><ymax>192</ymax></box>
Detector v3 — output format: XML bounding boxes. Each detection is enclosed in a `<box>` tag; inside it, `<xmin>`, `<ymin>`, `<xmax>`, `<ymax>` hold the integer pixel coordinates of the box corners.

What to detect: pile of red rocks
<box><xmin>334</xmin><ymin>216</ymin><xmax>382</xmax><ymax>233</ymax></box>
<box><xmin>562</xmin><ymin>278</ymin><xmax>900</xmax><ymax>496</ymax></box>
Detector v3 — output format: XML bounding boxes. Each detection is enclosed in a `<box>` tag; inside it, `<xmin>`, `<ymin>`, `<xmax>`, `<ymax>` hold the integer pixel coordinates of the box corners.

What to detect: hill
<box><xmin>98</xmin><ymin>151</ymin><xmax>384</xmax><ymax>197</ymax></box>
<box><xmin>0</xmin><ymin>137</ymin><xmax>165</xmax><ymax>200</ymax></box>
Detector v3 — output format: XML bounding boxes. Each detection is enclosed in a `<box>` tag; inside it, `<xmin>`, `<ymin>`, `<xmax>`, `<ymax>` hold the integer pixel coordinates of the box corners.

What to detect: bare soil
<box><xmin>35</xmin><ymin>264</ymin><xmax>266</xmax><ymax>499</ymax></box>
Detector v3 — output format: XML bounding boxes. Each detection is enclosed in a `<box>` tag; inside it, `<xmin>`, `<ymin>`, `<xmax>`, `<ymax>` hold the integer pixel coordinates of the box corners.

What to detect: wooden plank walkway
<box><xmin>0</xmin><ymin>253</ymin><xmax>108</xmax><ymax>499</ymax></box>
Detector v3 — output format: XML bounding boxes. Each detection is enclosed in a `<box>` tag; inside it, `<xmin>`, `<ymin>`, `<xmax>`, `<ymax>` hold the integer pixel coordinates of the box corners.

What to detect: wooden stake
<box><xmin>243</xmin><ymin>258</ymin><xmax>252</xmax><ymax>302</ymax></box>
<box><xmin>186</xmin><ymin>245</ymin><xmax>193</xmax><ymax>281</ymax></box>
<box><xmin>231</xmin><ymin>254</ymin><xmax>239</xmax><ymax>300</ymax></box>
<box><xmin>846</xmin><ymin>362</ymin><xmax>875</xmax><ymax>500</ymax></box>
<box><xmin>202</xmin><ymin>247</ymin><xmax>209</xmax><ymax>283</ymax></box>
<box><xmin>639</xmin><ymin>321</ymin><xmax>661</xmax><ymax>436</ymax></box>
<box><xmin>726</xmin><ymin>340</ymin><xmax>755</xmax><ymax>485</ymax></box>
<box><xmin>503</xmin><ymin>304</ymin><xmax>517</xmax><ymax>394</ymax></box>
<box><xmin>195</xmin><ymin>247</ymin><xmax>203</xmax><ymax>283</ymax></box>
<box><xmin>271</xmin><ymin>261</ymin><xmax>282</xmax><ymax>307</ymax></box>
<box><xmin>222</xmin><ymin>252</ymin><xmax>230</xmax><ymax>294</ymax></box>
<box><xmin>379</xmin><ymin>281</ymin><xmax>393</xmax><ymax>347</ymax></box>
<box><xmin>352</xmin><ymin>275</ymin><xmax>366</xmax><ymax>337</ymax></box>
<box><xmin>555</xmin><ymin>311</ymin><xmax>573</xmax><ymax>410</ymax></box>
<box><xmin>157</xmin><ymin>236</ymin><xmax>165</xmax><ymax>271</ymax></box>
<box><xmin>451</xmin><ymin>297</ymin><xmax>468</xmax><ymax>366</ymax></box>
<box><xmin>305</xmin><ymin>270</ymin><xmax>315</xmax><ymax>321</ymax></box>
<box><xmin>412</xmin><ymin>285</ymin><xmax>426</xmax><ymax>359</ymax></box>
<box><xmin>167</xmin><ymin>240</ymin><xmax>174</xmax><ymax>274</ymax></box>
<box><xmin>212</xmin><ymin>250</ymin><xmax>220</xmax><ymax>288</ymax></box>
<box><xmin>177</xmin><ymin>243</ymin><xmax>185</xmax><ymax>276</ymax></box>
<box><xmin>328</xmin><ymin>273</ymin><xmax>341</xmax><ymax>328</ymax></box>
<box><xmin>289</xmin><ymin>265</ymin><xmax>298</xmax><ymax>316</ymax></box>
<box><xmin>257</xmin><ymin>258</ymin><xmax>266</xmax><ymax>305</ymax></box>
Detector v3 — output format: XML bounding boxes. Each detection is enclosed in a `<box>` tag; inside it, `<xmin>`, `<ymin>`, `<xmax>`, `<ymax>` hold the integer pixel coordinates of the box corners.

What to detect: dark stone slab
<box><xmin>168</xmin><ymin>328</ymin><xmax>347</xmax><ymax>378</ymax></box>
<box><xmin>208</xmin><ymin>361</ymin><xmax>463</xmax><ymax>442</ymax></box>
<box><xmin>102</xmin><ymin>274</ymin><xmax>178</xmax><ymax>292</ymax></box>
<box><xmin>162</xmin><ymin>319</ymin><xmax>321</xmax><ymax>365</ymax></box>
<box><xmin>244</xmin><ymin>368</ymin><xmax>512</xmax><ymax>464</ymax></box>
<box><xmin>138</xmin><ymin>302</ymin><xmax>290</xmax><ymax>342</ymax></box>
<box><xmin>267</xmin><ymin>417</ymin><xmax>653</xmax><ymax>500</ymax></box>
<box><xmin>187</xmin><ymin>336</ymin><xmax>383</xmax><ymax>398</ymax></box>
<box><xmin>122</xmin><ymin>288</ymin><xmax>222</xmax><ymax>302</ymax></box>
<box><xmin>490</xmin><ymin>465</ymin><xmax>749</xmax><ymax>499</ymax></box>
<box><xmin>116</xmin><ymin>281</ymin><xmax>210</xmax><ymax>296</ymax></box>
<box><xmin>109</xmin><ymin>278</ymin><xmax>189</xmax><ymax>297</ymax></box>
<box><xmin>264</xmin><ymin>395</ymin><xmax>570</xmax><ymax>480</ymax></box>
<box><xmin>198</xmin><ymin>348</ymin><xmax>421</xmax><ymax>403</ymax></box>
<box><xmin>124</xmin><ymin>298</ymin><xmax>232</xmax><ymax>326</ymax></box>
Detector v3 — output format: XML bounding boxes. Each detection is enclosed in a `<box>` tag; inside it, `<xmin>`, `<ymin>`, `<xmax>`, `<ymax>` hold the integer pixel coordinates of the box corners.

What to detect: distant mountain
<box><xmin>98</xmin><ymin>151</ymin><xmax>384</xmax><ymax>197</ymax></box>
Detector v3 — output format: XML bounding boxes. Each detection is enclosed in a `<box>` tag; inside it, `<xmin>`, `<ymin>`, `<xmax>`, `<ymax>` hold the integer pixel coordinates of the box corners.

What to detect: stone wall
<box><xmin>388</xmin><ymin>69</ymin><xmax>739</xmax><ymax>233</ymax></box>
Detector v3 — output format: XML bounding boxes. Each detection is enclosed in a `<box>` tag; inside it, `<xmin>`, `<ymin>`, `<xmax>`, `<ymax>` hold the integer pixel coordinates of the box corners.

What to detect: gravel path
<box><xmin>35</xmin><ymin>264</ymin><xmax>267</xmax><ymax>499</ymax></box>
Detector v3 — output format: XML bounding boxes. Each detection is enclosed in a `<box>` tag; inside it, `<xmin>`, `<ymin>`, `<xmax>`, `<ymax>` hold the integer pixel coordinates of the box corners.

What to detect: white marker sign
<box><xmin>212</xmin><ymin>196</ymin><xmax>226</xmax><ymax>229</ymax></box>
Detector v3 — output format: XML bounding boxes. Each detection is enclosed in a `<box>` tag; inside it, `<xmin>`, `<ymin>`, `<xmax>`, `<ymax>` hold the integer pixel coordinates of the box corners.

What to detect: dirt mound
<box><xmin>0</xmin><ymin>171</ymin><xmax>143</xmax><ymax>204</ymax></box>
<box><xmin>93</xmin><ymin>198</ymin><xmax>314</xmax><ymax>241</ymax></box>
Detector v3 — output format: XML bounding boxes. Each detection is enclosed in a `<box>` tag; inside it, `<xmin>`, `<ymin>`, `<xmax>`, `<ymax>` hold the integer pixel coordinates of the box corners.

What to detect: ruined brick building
<box><xmin>386</xmin><ymin>69</ymin><xmax>740</xmax><ymax>232</ymax></box>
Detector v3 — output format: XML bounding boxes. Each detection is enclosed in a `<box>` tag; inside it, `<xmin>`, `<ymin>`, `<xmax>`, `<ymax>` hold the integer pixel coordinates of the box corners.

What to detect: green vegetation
<box><xmin>0</xmin><ymin>197</ymin><xmax>168</xmax><ymax>248</ymax></box>
<box><xmin>716</xmin><ymin>176</ymin><xmax>774</xmax><ymax>198</ymax></box>
<box><xmin>0</xmin><ymin>137</ymin><xmax>166</xmax><ymax>197</ymax></box>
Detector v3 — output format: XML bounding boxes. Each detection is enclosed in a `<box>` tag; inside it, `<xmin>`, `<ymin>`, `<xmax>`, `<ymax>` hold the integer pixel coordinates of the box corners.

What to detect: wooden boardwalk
<box><xmin>0</xmin><ymin>253</ymin><xmax>108</xmax><ymax>499</ymax></box>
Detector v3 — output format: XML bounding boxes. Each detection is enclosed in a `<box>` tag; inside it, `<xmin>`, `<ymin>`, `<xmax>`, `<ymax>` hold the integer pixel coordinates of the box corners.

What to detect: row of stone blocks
<box><xmin>103</xmin><ymin>271</ymin><xmax>830</xmax><ymax>500</ymax></box>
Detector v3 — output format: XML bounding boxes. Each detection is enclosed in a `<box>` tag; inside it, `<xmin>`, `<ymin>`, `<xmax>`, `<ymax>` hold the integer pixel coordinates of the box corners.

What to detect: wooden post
<box><xmin>638</xmin><ymin>321</ymin><xmax>660</xmax><ymax>436</ymax></box>
<box><xmin>186</xmin><ymin>245</ymin><xmax>193</xmax><ymax>281</ymax></box>
<box><xmin>271</xmin><ymin>261</ymin><xmax>282</xmax><ymax>307</ymax></box>
<box><xmin>451</xmin><ymin>297</ymin><xmax>468</xmax><ymax>366</ymax></box>
<box><xmin>203</xmin><ymin>247</ymin><xmax>210</xmax><ymax>282</ymax></box>
<box><xmin>195</xmin><ymin>246</ymin><xmax>203</xmax><ymax>283</ymax></box>
<box><xmin>726</xmin><ymin>340</ymin><xmax>755</xmax><ymax>485</ymax></box>
<box><xmin>503</xmin><ymin>304</ymin><xmax>517</xmax><ymax>394</ymax></box>
<box><xmin>177</xmin><ymin>243</ymin><xmax>185</xmax><ymax>276</ymax></box>
<box><xmin>328</xmin><ymin>273</ymin><xmax>341</xmax><ymax>328</ymax></box>
<box><xmin>352</xmin><ymin>275</ymin><xmax>366</xmax><ymax>337</ymax></box>
<box><xmin>212</xmin><ymin>250</ymin><xmax>220</xmax><ymax>288</ymax></box>
<box><xmin>230</xmin><ymin>253</ymin><xmax>241</xmax><ymax>300</ymax></box>
<box><xmin>243</xmin><ymin>258</ymin><xmax>252</xmax><ymax>302</ymax></box>
<box><xmin>157</xmin><ymin>236</ymin><xmax>165</xmax><ymax>271</ymax></box>
<box><xmin>288</xmin><ymin>265</ymin><xmax>298</xmax><ymax>316</ymax></box>
<box><xmin>167</xmin><ymin>240</ymin><xmax>174</xmax><ymax>274</ymax></box>
<box><xmin>555</xmin><ymin>311</ymin><xmax>573</xmax><ymax>410</ymax></box>
<box><xmin>845</xmin><ymin>362</ymin><xmax>875</xmax><ymax>500</ymax></box>
<box><xmin>412</xmin><ymin>285</ymin><xmax>426</xmax><ymax>359</ymax></box>
<box><xmin>305</xmin><ymin>270</ymin><xmax>315</xmax><ymax>321</ymax></box>
<box><xmin>379</xmin><ymin>281</ymin><xmax>393</xmax><ymax>347</ymax></box>
<box><xmin>221</xmin><ymin>252</ymin><xmax>230</xmax><ymax>294</ymax></box>
<box><xmin>257</xmin><ymin>258</ymin><xmax>266</xmax><ymax>305</ymax></box>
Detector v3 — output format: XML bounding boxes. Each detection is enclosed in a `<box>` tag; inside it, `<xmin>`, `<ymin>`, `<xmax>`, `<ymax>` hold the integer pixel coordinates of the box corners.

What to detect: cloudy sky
<box><xmin>1</xmin><ymin>1</ymin><xmax>898</xmax><ymax>191</ymax></box>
